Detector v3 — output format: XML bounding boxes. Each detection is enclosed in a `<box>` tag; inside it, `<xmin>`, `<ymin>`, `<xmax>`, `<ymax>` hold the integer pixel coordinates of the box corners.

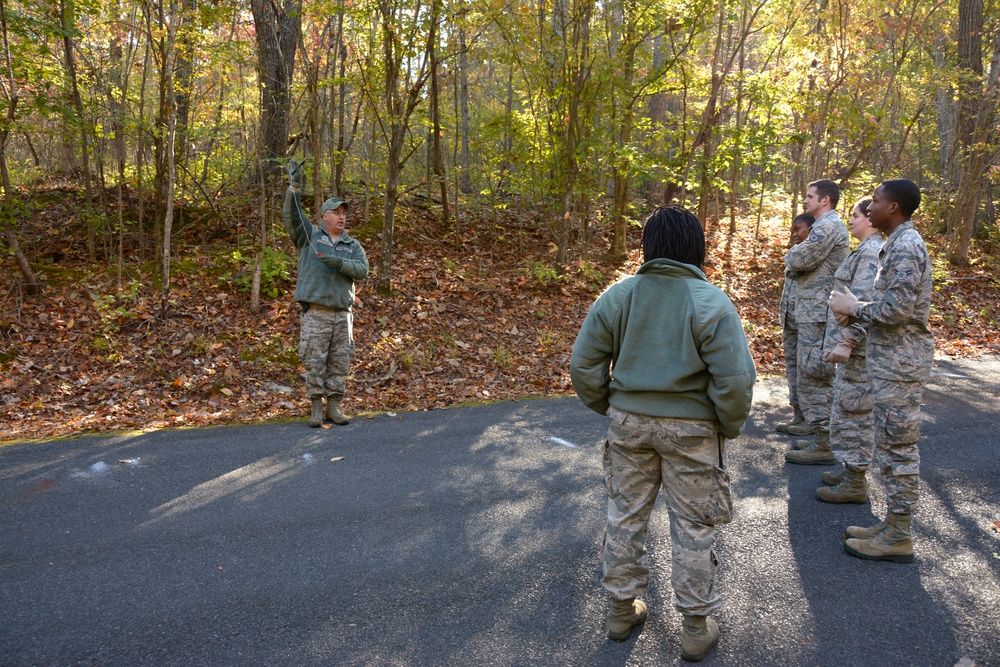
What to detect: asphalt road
<box><xmin>2</xmin><ymin>357</ymin><xmax>999</xmax><ymax>666</ymax></box>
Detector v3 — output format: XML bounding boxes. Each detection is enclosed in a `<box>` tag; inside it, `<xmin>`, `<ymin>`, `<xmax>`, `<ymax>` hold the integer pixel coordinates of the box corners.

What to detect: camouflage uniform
<box><xmin>779</xmin><ymin>269</ymin><xmax>801</xmax><ymax>419</ymax></box>
<box><xmin>826</xmin><ymin>234</ymin><xmax>882</xmax><ymax>469</ymax></box>
<box><xmin>603</xmin><ymin>407</ymin><xmax>731</xmax><ymax>616</ymax></box>
<box><xmin>851</xmin><ymin>222</ymin><xmax>934</xmax><ymax>514</ymax></box>
<box><xmin>300</xmin><ymin>306</ymin><xmax>354</xmax><ymax>400</ymax></box>
<box><xmin>784</xmin><ymin>210</ymin><xmax>850</xmax><ymax>434</ymax></box>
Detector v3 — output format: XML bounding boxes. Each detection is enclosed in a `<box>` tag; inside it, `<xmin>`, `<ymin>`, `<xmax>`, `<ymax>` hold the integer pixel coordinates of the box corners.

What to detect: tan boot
<box><xmin>822</xmin><ymin>465</ymin><xmax>845</xmax><ymax>485</ymax></box>
<box><xmin>786</xmin><ymin>423</ymin><xmax>816</xmax><ymax>436</ymax></box>
<box><xmin>308</xmin><ymin>396</ymin><xmax>324</xmax><ymax>428</ymax></box>
<box><xmin>784</xmin><ymin>430</ymin><xmax>835</xmax><ymax>465</ymax></box>
<box><xmin>816</xmin><ymin>468</ymin><xmax>867</xmax><ymax>503</ymax></box>
<box><xmin>844</xmin><ymin>517</ymin><xmax>888</xmax><ymax>540</ymax></box>
<box><xmin>607</xmin><ymin>598</ymin><xmax>647</xmax><ymax>642</ymax></box>
<box><xmin>681</xmin><ymin>615</ymin><xmax>720</xmax><ymax>662</ymax></box>
<box><xmin>844</xmin><ymin>513</ymin><xmax>914</xmax><ymax>563</ymax></box>
<box><xmin>325</xmin><ymin>398</ymin><xmax>350</xmax><ymax>425</ymax></box>
<box><xmin>775</xmin><ymin>408</ymin><xmax>806</xmax><ymax>434</ymax></box>
<box><xmin>789</xmin><ymin>438</ymin><xmax>813</xmax><ymax>451</ymax></box>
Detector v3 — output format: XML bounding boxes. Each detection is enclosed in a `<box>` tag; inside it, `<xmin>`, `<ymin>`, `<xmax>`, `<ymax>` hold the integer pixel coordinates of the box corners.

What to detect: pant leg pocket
<box><xmin>839</xmin><ymin>381</ymin><xmax>873</xmax><ymax>414</ymax></box>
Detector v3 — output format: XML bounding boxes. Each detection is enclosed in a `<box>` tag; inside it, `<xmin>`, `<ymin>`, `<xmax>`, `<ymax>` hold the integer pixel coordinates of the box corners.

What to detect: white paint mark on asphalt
<box><xmin>302</xmin><ymin>453</ymin><xmax>315</xmax><ymax>463</ymax></box>
<box><xmin>547</xmin><ymin>436</ymin><xmax>581</xmax><ymax>449</ymax></box>
<box><xmin>72</xmin><ymin>461</ymin><xmax>110</xmax><ymax>478</ymax></box>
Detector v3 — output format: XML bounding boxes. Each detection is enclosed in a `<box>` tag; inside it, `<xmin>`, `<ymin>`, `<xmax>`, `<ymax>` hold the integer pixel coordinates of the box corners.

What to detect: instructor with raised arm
<box><xmin>283</xmin><ymin>159</ymin><xmax>369</xmax><ymax>427</ymax></box>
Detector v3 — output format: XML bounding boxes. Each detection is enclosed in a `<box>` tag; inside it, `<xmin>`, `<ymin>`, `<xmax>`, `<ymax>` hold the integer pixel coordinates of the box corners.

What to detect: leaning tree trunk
<box><xmin>0</xmin><ymin>0</ymin><xmax>39</xmax><ymax>295</ymax></box>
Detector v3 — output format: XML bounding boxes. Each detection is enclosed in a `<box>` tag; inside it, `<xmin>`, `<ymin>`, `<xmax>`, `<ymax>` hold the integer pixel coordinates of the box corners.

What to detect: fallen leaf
<box><xmin>330</xmin><ymin>456</ymin><xmax>345</xmax><ymax>462</ymax></box>
<box><xmin>220</xmin><ymin>388</ymin><xmax>233</xmax><ymax>397</ymax></box>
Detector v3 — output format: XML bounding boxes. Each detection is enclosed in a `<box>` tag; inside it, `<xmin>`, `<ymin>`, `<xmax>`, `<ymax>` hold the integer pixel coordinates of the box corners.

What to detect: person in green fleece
<box><xmin>570</xmin><ymin>204</ymin><xmax>756</xmax><ymax>662</ymax></box>
<box><xmin>283</xmin><ymin>159</ymin><xmax>369</xmax><ymax>427</ymax></box>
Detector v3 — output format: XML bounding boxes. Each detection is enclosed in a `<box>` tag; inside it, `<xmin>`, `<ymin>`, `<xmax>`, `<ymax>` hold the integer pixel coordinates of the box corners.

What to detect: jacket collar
<box><xmin>636</xmin><ymin>258</ymin><xmax>707</xmax><ymax>281</ymax></box>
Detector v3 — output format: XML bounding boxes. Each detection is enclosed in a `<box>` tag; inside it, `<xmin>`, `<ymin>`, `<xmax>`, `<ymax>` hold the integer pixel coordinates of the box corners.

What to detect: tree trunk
<box><xmin>644</xmin><ymin>35</ymin><xmax>667</xmax><ymax>205</ymax></box>
<box><xmin>160</xmin><ymin>0</ymin><xmax>181</xmax><ymax>320</ymax></box>
<box><xmin>459</xmin><ymin>27</ymin><xmax>472</xmax><ymax>194</ymax></box>
<box><xmin>428</xmin><ymin>0</ymin><xmax>450</xmax><ymax>229</ymax></box>
<box><xmin>60</xmin><ymin>0</ymin><xmax>95</xmax><ymax>262</ymax></box>
<box><xmin>250</xmin><ymin>0</ymin><xmax>301</xmax><ymax>194</ymax></box>
<box><xmin>0</xmin><ymin>0</ymin><xmax>40</xmax><ymax>295</ymax></box>
<box><xmin>949</xmin><ymin>27</ymin><xmax>999</xmax><ymax>265</ymax></box>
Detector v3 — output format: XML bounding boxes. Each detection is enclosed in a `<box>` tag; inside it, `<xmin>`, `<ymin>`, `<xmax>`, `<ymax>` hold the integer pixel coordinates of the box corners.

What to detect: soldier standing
<box><xmin>570</xmin><ymin>206</ymin><xmax>756</xmax><ymax>662</ymax></box>
<box><xmin>283</xmin><ymin>159</ymin><xmax>369</xmax><ymax>427</ymax></box>
<box><xmin>829</xmin><ymin>179</ymin><xmax>932</xmax><ymax>563</ymax></box>
<box><xmin>815</xmin><ymin>197</ymin><xmax>882</xmax><ymax>503</ymax></box>
<box><xmin>783</xmin><ymin>180</ymin><xmax>850</xmax><ymax>465</ymax></box>
<box><xmin>776</xmin><ymin>213</ymin><xmax>815</xmax><ymax>434</ymax></box>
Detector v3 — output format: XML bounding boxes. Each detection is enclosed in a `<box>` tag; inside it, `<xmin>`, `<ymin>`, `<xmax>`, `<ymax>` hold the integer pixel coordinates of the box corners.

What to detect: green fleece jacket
<box><xmin>570</xmin><ymin>258</ymin><xmax>756</xmax><ymax>439</ymax></box>
<box><xmin>283</xmin><ymin>188</ymin><xmax>369</xmax><ymax>310</ymax></box>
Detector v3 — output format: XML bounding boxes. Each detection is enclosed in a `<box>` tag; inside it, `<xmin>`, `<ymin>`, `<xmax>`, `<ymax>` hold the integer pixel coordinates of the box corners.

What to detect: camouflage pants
<box><xmin>299</xmin><ymin>306</ymin><xmax>354</xmax><ymax>399</ymax></box>
<box><xmin>602</xmin><ymin>406</ymin><xmax>732</xmax><ymax>616</ymax></box>
<box><xmin>781</xmin><ymin>320</ymin><xmax>800</xmax><ymax>415</ymax></box>
<box><xmin>830</xmin><ymin>357</ymin><xmax>874</xmax><ymax>470</ymax></box>
<box><xmin>872</xmin><ymin>377</ymin><xmax>924</xmax><ymax>514</ymax></box>
<box><xmin>795</xmin><ymin>320</ymin><xmax>835</xmax><ymax>432</ymax></box>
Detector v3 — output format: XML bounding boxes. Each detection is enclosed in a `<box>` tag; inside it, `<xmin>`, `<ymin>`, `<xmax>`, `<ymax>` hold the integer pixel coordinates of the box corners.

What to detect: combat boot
<box><xmin>680</xmin><ymin>615</ymin><xmax>719</xmax><ymax>662</ymax></box>
<box><xmin>816</xmin><ymin>468</ymin><xmax>867</xmax><ymax>503</ymax></box>
<box><xmin>775</xmin><ymin>408</ymin><xmax>806</xmax><ymax>434</ymax></box>
<box><xmin>844</xmin><ymin>513</ymin><xmax>914</xmax><ymax>563</ymax></box>
<box><xmin>844</xmin><ymin>517</ymin><xmax>888</xmax><ymax>540</ymax></box>
<box><xmin>789</xmin><ymin>438</ymin><xmax>813</xmax><ymax>451</ymax></box>
<box><xmin>784</xmin><ymin>430</ymin><xmax>835</xmax><ymax>465</ymax></box>
<box><xmin>822</xmin><ymin>465</ymin><xmax>846</xmax><ymax>485</ymax></box>
<box><xmin>309</xmin><ymin>396</ymin><xmax>324</xmax><ymax>428</ymax></box>
<box><xmin>607</xmin><ymin>598</ymin><xmax>647</xmax><ymax>642</ymax></box>
<box><xmin>785</xmin><ymin>422</ymin><xmax>816</xmax><ymax>436</ymax></box>
<box><xmin>325</xmin><ymin>398</ymin><xmax>350</xmax><ymax>425</ymax></box>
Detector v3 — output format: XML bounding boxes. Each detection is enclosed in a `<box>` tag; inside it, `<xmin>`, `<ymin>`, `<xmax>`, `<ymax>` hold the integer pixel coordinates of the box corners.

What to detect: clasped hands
<box><xmin>828</xmin><ymin>287</ymin><xmax>858</xmax><ymax>328</ymax></box>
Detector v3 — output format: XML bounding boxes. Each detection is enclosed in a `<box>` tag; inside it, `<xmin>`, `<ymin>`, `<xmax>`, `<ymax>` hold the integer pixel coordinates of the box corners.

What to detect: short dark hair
<box><xmin>642</xmin><ymin>205</ymin><xmax>706</xmax><ymax>267</ymax></box>
<box><xmin>808</xmin><ymin>179</ymin><xmax>841</xmax><ymax>208</ymax></box>
<box><xmin>793</xmin><ymin>213</ymin><xmax>815</xmax><ymax>228</ymax></box>
<box><xmin>854</xmin><ymin>197</ymin><xmax>873</xmax><ymax>218</ymax></box>
<box><xmin>879</xmin><ymin>179</ymin><xmax>921</xmax><ymax>217</ymax></box>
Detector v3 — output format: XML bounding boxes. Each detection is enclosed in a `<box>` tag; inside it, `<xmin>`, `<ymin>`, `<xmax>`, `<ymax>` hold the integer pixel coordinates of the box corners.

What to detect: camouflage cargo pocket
<box><xmin>685</xmin><ymin>467</ymin><xmax>733</xmax><ymax>526</ymax></box>
<box><xmin>803</xmin><ymin>344</ymin><xmax>834</xmax><ymax>381</ymax></box>
<box><xmin>838</xmin><ymin>381</ymin><xmax>873</xmax><ymax>414</ymax></box>
<box><xmin>884</xmin><ymin>405</ymin><xmax>921</xmax><ymax>445</ymax></box>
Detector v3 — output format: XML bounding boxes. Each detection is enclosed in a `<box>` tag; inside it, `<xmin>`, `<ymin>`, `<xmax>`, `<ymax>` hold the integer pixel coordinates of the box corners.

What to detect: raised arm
<box><xmin>282</xmin><ymin>159</ymin><xmax>311</xmax><ymax>249</ymax></box>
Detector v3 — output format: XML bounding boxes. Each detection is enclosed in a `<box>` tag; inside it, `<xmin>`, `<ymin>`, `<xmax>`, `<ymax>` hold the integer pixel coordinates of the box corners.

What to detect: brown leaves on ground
<box><xmin>2</xmin><ymin>193</ymin><xmax>998</xmax><ymax>443</ymax></box>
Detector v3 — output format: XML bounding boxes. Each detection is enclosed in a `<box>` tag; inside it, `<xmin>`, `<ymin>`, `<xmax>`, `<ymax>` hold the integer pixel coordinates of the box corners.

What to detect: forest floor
<box><xmin>2</xmin><ymin>182</ymin><xmax>999</xmax><ymax>443</ymax></box>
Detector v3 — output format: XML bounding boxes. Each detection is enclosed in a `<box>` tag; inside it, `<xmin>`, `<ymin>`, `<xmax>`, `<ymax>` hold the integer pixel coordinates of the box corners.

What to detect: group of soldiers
<box><xmin>278</xmin><ymin>158</ymin><xmax>933</xmax><ymax>662</ymax></box>
<box><xmin>779</xmin><ymin>178</ymin><xmax>934</xmax><ymax>564</ymax></box>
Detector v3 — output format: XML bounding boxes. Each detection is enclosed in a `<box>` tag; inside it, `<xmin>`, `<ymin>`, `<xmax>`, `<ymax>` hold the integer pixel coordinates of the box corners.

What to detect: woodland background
<box><xmin>1</xmin><ymin>0</ymin><xmax>998</xmax><ymax>442</ymax></box>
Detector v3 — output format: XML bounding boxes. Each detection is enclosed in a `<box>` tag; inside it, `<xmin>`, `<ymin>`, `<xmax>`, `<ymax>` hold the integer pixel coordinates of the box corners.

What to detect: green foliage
<box><xmin>225</xmin><ymin>248</ymin><xmax>292</xmax><ymax>299</ymax></box>
<box><xmin>491</xmin><ymin>346</ymin><xmax>513</xmax><ymax>370</ymax></box>
<box><xmin>526</xmin><ymin>261</ymin><xmax>562</xmax><ymax>285</ymax></box>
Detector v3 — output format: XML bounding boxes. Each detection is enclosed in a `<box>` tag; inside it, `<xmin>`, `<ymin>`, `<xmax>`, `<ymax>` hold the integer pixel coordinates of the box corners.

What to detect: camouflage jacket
<box><xmin>779</xmin><ymin>267</ymin><xmax>795</xmax><ymax>328</ymax></box>
<box><xmin>852</xmin><ymin>221</ymin><xmax>934</xmax><ymax>381</ymax></box>
<box><xmin>824</xmin><ymin>233</ymin><xmax>883</xmax><ymax>356</ymax></box>
<box><xmin>785</xmin><ymin>209</ymin><xmax>850</xmax><ymax>323</ymax></box>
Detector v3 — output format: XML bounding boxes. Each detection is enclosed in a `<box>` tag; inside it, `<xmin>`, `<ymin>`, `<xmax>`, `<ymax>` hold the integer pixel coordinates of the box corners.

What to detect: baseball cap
<box><xmin>321</xmin><ymin>197</ymin><xmax>349</xmax><ymax>213</ymax></box>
